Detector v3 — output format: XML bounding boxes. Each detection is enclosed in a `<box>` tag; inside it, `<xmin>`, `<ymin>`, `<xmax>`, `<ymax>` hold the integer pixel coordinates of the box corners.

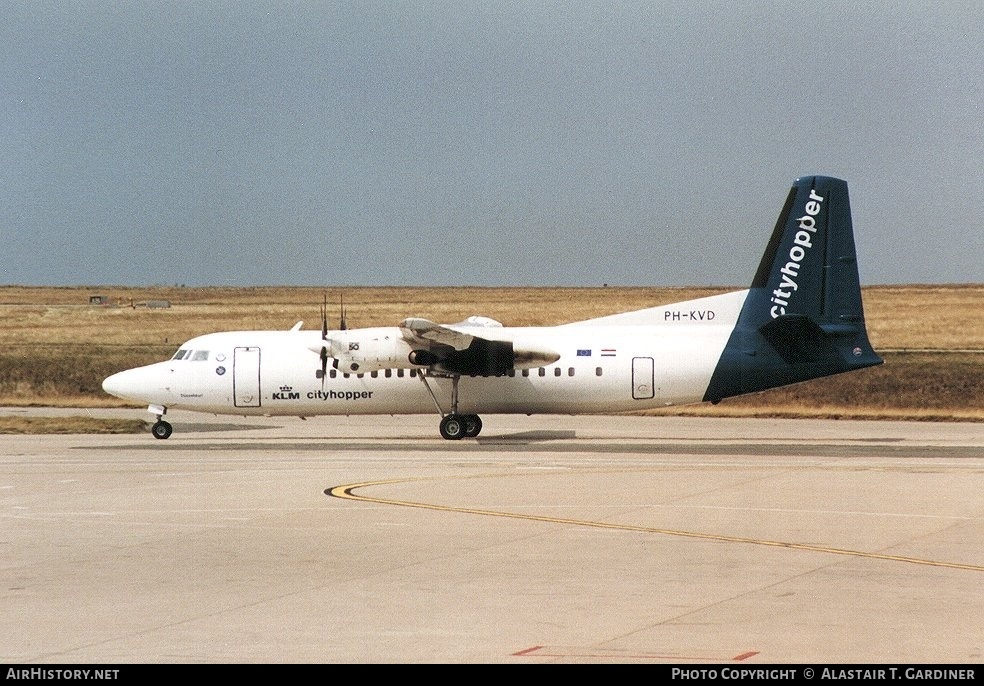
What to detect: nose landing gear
<box><xmin>148</xmin><ymin>405</ymin><xmax>172</xmax><ymax>440</ymax></box>
<box><xmin>151</xmin><ymin>420</ymin><xmax>173</xmax><ymax>440</ymax></box>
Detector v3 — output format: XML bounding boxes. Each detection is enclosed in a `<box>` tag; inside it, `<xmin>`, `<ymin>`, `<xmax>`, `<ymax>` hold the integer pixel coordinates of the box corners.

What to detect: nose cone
<box><xmin>102</xmin><ymin>369</ymin><xmax>141</xmax><ymax>401</ymax></box>
<box><xmin>102</xmin><ymin>365</ymin><xmax>169</xmax><ymax>403</ymax></box>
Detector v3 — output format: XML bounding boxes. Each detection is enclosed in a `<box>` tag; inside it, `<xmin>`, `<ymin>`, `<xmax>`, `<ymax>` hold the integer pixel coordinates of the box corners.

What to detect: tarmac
<box><xmin>0</xmin><ymin>409</ymin><xmax>981</xmax><ymax>664</ymax></box>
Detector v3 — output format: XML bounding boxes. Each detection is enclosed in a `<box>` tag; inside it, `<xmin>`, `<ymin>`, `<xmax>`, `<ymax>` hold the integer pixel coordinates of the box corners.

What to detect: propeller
<box><xmin>319</xmin><ymin>295</ymin><xmax>329</xmax><ymax>383</ymax></box>
<box><xmin>317</xmin><ymin>292</ymin><xmax>349</xmax><ymax>384</ymax></box>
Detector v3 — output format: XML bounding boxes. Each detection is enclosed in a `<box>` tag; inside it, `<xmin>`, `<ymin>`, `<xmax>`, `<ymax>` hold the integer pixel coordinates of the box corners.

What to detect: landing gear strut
<box><xmin>421</xmin><ymin>373</ymin><xmax>483</xmax><ymax>440</ymax></box>
<box><xmin>149</xmin><ymin>405</ymin><xmax>172</xmax><ymax>440</ymax></box>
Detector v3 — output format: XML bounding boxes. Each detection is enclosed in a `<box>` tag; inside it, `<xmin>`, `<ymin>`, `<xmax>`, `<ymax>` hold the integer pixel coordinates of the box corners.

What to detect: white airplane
<box><xmin>103</xmin><ymin>175</ymin><xmax>883</xmax><ymax>440</ymax></box>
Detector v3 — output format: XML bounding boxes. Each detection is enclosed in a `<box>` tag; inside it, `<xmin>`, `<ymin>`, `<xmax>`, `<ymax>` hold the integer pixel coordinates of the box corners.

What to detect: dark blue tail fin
<box><xmin>703</xmin><ymin>176</ymin><xmax>882</xmax><ymax>402</ymax></box>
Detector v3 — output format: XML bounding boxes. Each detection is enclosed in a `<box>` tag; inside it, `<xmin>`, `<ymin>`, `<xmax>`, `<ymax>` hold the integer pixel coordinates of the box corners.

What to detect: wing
<box><xmin>399</xmin><ymin>316</ymin><xmax>503</xmax><ymax>351</ymax></box>
<box><xmin>400</xmin><ymin>316</ymin><xmax>558</xmax><ymax>375</ymax></box>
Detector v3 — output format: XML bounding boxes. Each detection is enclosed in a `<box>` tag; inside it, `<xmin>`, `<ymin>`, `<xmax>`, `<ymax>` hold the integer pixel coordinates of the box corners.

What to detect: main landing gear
<box><xmin>421</xmin><ymin>373</ymin><xmax>483</xmax><ymax>440</ymax></box>
<box><xmin>439</xmin><ymin>413</ymin><xmax>483</xmax><ymax>440</ymax></box>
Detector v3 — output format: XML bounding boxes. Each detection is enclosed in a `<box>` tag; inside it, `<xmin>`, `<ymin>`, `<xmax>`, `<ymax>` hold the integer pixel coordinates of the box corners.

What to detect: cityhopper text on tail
<box><xmin>103</xmin><ymin>176</ymin><xmax>883</xmax><ymax>440</ymax></box>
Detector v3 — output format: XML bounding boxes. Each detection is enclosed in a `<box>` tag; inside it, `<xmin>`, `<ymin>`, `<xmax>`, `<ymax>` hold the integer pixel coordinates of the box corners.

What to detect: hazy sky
<box><xmin>2</xmin><ymin>1</ymin><xmax>982</xmax><ymax>287</ymax></box>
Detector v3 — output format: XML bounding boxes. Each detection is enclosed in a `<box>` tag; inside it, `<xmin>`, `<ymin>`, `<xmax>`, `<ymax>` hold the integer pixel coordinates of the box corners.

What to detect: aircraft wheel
<box><xmin>151</xmin><ymin>420</ymin><xmax>173</xmax><ymax>440</ymax></box>
<box><xmin>462</xmin><ymin>414</ymin><xmax>482</xmax><ymax>438</ymax></box>
<box><xmin>439</xmin><ymin>414</ymin><xmax>466</xmax><ymax>441</ymax></box>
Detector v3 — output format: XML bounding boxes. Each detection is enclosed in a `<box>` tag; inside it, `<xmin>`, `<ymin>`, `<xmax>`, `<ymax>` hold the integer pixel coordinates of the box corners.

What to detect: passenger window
<box><xmin>370</xmin><ymin>371</ymin><xmax>378</xmax><ymax>378</ymax></box>
<box><xmin>522</xmin><ymin>369</ymin><xmax>530</xmax><ymax>377</ymax></box>
<box><xmin>538</xmin><ymin>368</ymin><xmax>545</xmax><ymax>377</ymax></box>
<box><xmin>554</xmin><ymin>367</ymin><xmax>561</xmax><ymax>377</ymax></box>
<box><xmin>385</xmin><ymin>369</ymin><xmax>392</xmax><ymax>378</ymax></box>
<box><xmin>596</xmin><ymin>367</ymin><xmax>603</xmax><ymax>377</ymax></box>
<box><xmin>568</xmin><ymin>367</ymin><xmax>574</xmax><ymax>376</ymax></box>
<box><xmin>330</xmin><ymin>369</ymin><xmax>337</xmax><ymax>379</ymax></box>
<box><xmin>397</xmin><ymin>369</ymin><xmax>405</xmax><ymax>378</ymax></box>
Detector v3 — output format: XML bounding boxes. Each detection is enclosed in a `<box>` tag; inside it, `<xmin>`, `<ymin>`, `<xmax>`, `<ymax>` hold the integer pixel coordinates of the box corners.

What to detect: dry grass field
<box><xmin>0</xmin><ymin>284</ymin><xmax>980</xmax><ymax>426</ymax></box>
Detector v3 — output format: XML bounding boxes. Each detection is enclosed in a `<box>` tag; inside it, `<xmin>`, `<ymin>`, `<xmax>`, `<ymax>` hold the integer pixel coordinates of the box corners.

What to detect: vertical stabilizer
<box><xmin>703</xmin><ymin>176</ymin><xmax>882</xmax><ymax>402</ymax></box>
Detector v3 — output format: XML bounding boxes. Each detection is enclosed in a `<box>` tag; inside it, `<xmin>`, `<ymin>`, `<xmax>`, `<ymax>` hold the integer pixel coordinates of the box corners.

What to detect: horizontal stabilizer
<box><xmin>758</xmin><ymin>314</ymin><xmax>839</xmax><ymax>364</ymax></box>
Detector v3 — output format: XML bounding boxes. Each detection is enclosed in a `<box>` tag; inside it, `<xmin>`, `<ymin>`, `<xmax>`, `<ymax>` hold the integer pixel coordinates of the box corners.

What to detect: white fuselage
<box><xmin>103</xmin><ymin>291</ymin><xmax>748</xmax><ymax>418</ymax></box>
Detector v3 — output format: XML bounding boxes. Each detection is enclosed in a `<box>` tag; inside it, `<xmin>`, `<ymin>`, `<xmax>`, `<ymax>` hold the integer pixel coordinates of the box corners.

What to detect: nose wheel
<box><xmin>151</xmin><ymin>420</ymin><xmax>173</xmax><ymax>440</ymax></box>
<box><xmin>148</xmin><ymin>405</ymin><xmax>172</xmax><ymax>440</ymax></box>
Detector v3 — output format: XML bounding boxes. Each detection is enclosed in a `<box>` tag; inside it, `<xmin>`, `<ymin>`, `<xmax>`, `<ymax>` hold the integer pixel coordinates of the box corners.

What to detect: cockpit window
<box><xmin>171</xmin><ymin>349</ymin><xmax>210</xmax><ymax>361</ymax></box>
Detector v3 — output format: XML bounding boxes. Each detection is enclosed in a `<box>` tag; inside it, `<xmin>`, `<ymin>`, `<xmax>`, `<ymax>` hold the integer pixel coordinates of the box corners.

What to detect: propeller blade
<box><xmin>319</xmin><ymin>294</ymin><xmax>329</xmax><ymax>385</ymax></box>
<box><xmin>321</xmin><ymin>294</ymin><xmax>328</xmax><ymax>340</ymax></box>
<box><xmin>340</xmin><ymin>293</ymin><xmax>347</xmax><ymax>331</ymax></box>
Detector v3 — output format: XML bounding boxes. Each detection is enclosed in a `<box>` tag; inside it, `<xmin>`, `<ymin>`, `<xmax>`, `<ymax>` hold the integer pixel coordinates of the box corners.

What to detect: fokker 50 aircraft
<box><xmin>103</xmin><ymin>176</ymin><xmax>882</xmax><ymax>440</ymax></box>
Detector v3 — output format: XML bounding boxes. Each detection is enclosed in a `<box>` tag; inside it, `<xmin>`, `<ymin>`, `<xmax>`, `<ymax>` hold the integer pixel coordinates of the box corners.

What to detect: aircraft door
<box><xmin>234</xmin><ymin>347</ymin><xmax>261</xmax><ymax>407</ymax></box>
<box><xmin>632</xmin><ymin>357</ymin><xmax>655</xmax><ymax>400</ymax></box>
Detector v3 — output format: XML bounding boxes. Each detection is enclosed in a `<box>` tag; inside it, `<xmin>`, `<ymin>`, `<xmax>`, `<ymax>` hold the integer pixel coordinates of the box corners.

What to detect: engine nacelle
<box><xmin>512</xmin><ymin>345</ymin><xmax>561</xmax><ymax>369</ymax></box>
<box><xmin>311</xmin><ymin>327</ymin><xmax>561</xmax><ymax>376</ymax></box>
<box><xmin>327</xmin><ymin>327</ymin><xmax>418</xmax><ymax>373</ymax></box>
<box><xmin>432</xmin><ymin>339</ymin><xmax>560</xmax><ymax>376</ymax></box>
<box><xmin>408</xmin><ymin>349</ymin><xmax>439</xmax><ymax>366</ymax></box>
